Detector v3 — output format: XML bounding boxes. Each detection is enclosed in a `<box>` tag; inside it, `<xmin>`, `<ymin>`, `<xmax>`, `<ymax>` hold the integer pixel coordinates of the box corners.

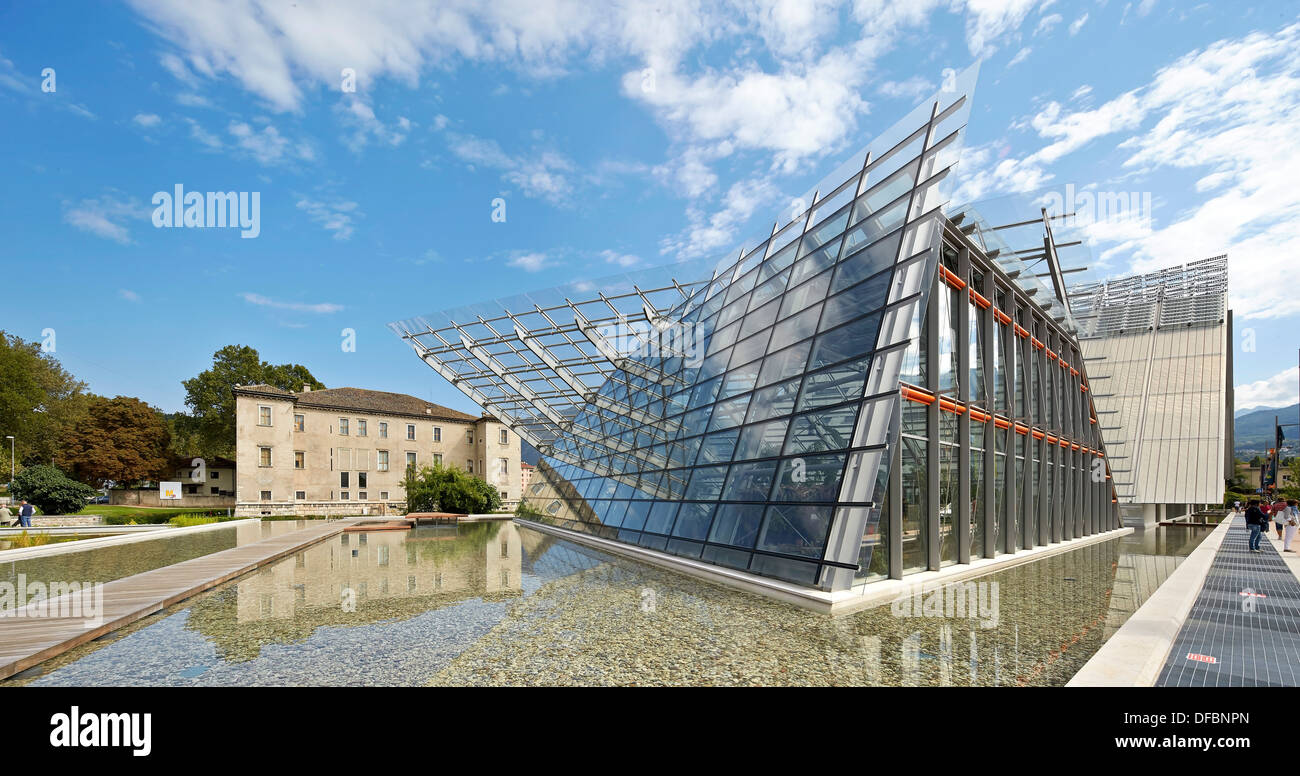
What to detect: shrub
<box><xmin>9</xmin><ymin>465</ymin><xmax>96</xmax><ymax>516</ymax></box>
<box><xmin>403</xmin><ymin>463</ymin><xmax>502</xmax><ymax>514</ymax></box>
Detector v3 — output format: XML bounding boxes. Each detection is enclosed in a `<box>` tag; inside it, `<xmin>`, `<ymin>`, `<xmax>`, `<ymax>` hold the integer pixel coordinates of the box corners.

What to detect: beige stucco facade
<box><xmin>234</xmin><ymin>385</ymin><xmax>521</xmax><ymax>517</ymax></box>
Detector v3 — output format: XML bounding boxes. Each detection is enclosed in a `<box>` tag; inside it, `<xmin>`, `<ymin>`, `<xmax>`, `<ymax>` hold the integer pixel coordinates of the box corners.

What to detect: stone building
<box><xmin>234</xmin><ymin>384</ymin><xmax>521</xmax><ymax>517</ymax></box>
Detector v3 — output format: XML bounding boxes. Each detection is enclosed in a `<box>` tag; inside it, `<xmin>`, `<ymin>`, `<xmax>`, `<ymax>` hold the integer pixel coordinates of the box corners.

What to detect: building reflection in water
<box><xmin>185</xmin><ymin>521</ymin><xmax>523</xmax><ymax>662</ymax></box>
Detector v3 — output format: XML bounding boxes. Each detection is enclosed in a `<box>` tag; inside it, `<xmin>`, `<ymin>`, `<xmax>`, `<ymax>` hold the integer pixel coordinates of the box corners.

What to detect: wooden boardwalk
<box><xmin>0</xmin><ymin>519</ymin><xmax>359</xmax><ymax>680</ymax></box>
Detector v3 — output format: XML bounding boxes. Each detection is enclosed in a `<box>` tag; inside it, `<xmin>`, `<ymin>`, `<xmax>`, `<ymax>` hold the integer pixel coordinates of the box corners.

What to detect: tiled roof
<box><xmin>235</xmin><ymin>384</ymin><xmax>477</xmax><ymax>422</ymax></box>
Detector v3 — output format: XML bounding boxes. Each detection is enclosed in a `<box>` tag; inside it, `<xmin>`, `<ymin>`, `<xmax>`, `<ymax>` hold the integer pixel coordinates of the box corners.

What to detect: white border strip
<box><xmin>1067</xmin><ymin>516</ymin><xmax>1233</xmax><ymax>686</ymax></box>
<box><xmin>517</xmin><ymin>518</ymin><xmax>1133</xmax><ymax>614</ymax></box>
<box><xmin>0</xmin><ymin>518</ymin><xmax>263</xmax><ymax>563</ymax></box>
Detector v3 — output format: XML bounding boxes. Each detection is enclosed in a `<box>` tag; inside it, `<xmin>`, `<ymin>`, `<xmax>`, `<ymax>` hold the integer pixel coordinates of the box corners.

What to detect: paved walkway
<box><xmin>1156</xmin><ymin>515</ymin><xmax>1300</xmax><ymax>686</ymax></box>
<box><xmin>0</xmin><ymin>519</ymin><xmax>358</xmax><ymax>679</ymax></box>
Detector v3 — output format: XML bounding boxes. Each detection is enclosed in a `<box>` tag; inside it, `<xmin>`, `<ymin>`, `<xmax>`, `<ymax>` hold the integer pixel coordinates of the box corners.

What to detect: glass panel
<box><xmin>901</xmin><ymin>435</ymin><xmax>928</xmax><ymax>573</ymax></box>
<box><xmin>696</xmin><ymin>429</ymin><xmax>739</xmax><ymax>465</ymax></box>
<box><xmin>784</xmin><ymin>405</ymin><xmax>858</xmax><ymax>455</ymax></box>
<box><xmin>708</xmin><ymin>395</ymin><xmax>751</xmax><ymax>431</ymax></box>
<box><xmin>758</xmin><ymin>340</ymin><xmax>812</xmax><ymax>388</ymax></box>
<box><xmin>643</xmin><ymin>501</ymin><xmax>679</xmax><ymax>534</ymax></box>
<box><xmin>671</xmin><ymin>502</ymin><xmax>716</xmax><ymax>540</ymax></box>
<box><xmin>938</xmin><ymin>443</ymin><xmax>958</xmax><ymax>566</ymax></box>
<box><xmin>798</xmin><ymin>357</ymin><xmax>869</xmax><ymax>411</ymax></box>
<box><xmin>746</xmin><ymin>378</ymin><xmax>801</xmax><ymax>423</ymax></box>
<box><xmin>769</xmin><ymin>303</ymin><xmax>822</xmax><ymax>352</ymax></box>
<box><xmin>735</xmin><ymin>418</ymin><xmax>790</xmax><ymax>460</ymax></box>
<box><xmin>778</xmin><ymin>267</ymin><xmax>832</xmax><ymax>321</ymax></box>
<box><xmin>721</xmin><ymin>460</ymin><xmax>778</xmax><ymax>501</ymax></box>
<box><xmin>757</xmin><ymin>504</ymin><xmax>833</xmax><ymax>558</ymax></box>
<box><xmin>841</xmin><ymin>198</ymin><xmax>908</xmax><ymax>258</ymax></box>
<box><xmin>685</xmin><ymin>465</ymin><xmax>729</xmax><ymax>501</ymax></box>
<box><xmin>809</xmin><ymin>312</ymin><xmax>879</xmax><ymax>371</ymax></box>
<box><xmin>820</xmin><ymin>272</ymin><xmax>891</xmax><ymax>332</ymax></box>
<box><xmin>770</xmin><ymin>453</ymin><xmax>846</xmax><ymax>502</ymax></box>
<box><xmin>709</xmin><ymin>504</ymin><xmax>765</xmax><ymax>548</ymax></box>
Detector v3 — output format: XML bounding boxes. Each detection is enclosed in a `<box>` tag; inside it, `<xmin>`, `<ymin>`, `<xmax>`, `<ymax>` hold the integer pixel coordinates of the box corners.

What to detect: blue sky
<box><xmin>1</xmin><ymin>0</ymin><xmax>1297</xmax><ymax>417</ymax></box>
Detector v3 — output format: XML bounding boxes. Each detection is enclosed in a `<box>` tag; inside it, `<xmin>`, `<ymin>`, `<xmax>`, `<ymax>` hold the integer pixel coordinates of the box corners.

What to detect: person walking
<box><xmin>1274</xmin><ymin>497</ymin><xmax>1290</xmax><ymax>540</ymax></box>
<box><xmin>1235</xmin><ymin>499</ymin><xmax>1242</xmax><ymax>515</ymax></box>
<box><xmin>17</xmin><ymin>500</ymin><xmax>33</xmax><ymax>528</ymax></box>
<box><xmin>1246</xmin><ymin>499</ymin><xmax>1268</xmax><ymax>553</ymax></box>
<box><xmin>1284</xmin><ymin>500</ymin><xmax>1299</xmax><ymax>553</ymax></box>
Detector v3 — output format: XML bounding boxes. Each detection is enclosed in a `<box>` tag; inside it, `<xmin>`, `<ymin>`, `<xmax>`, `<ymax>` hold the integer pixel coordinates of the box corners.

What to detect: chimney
<box><xmin>302</xmin><ymin>385</ymin><xmax>311</xmax><ymax>393</ymax></box>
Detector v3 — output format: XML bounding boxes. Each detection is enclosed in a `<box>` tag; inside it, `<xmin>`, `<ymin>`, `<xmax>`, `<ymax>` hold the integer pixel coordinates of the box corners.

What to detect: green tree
<box><xmin>10</xmin><ymin>464</ymin><xmax>96</xmax><ymax>515</ymax></box>
<box><xmin>403</xmin><ymin>462</ymin><xmax>502</xmax><ymax>514</ymax></box>
<box><xmin>180</xmin><ymin>345</ymin><xmax>324</xmax><ymax>457</ymax></box>
<box><xmin>0</xmin><ymin>331</ymin><xmax>90</xmax><ymax>473</ymax></box>
<box><xmin>59</xmin><ymin>396</ymin><xmax>173</xmax><ymax>487</ymax></box>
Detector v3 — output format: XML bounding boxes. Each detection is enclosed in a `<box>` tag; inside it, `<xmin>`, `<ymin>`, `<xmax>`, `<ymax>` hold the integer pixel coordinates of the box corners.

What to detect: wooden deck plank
<box><xmin>0</xmin><ymin>519</ymin><xmax>360</xmax><ymax>679</ymax></box>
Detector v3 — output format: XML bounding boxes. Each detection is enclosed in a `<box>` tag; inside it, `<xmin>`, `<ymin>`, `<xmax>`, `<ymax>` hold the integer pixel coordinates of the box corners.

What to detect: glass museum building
<box><xmin>390</xmin><ymin>69</ymin><xmax>1123</xmax><ymax>607</ymax></box>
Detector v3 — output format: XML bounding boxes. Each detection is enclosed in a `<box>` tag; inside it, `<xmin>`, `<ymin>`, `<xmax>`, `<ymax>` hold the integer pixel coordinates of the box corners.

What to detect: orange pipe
<box><xmin>969</xmin><ymin>289</ymin><xmax>991</xmax><ymax>309</ymax></box>
<box><xmin>993</xmin><ymin>309</ymin><xmax>1012</xmax><ymax>325</ymax></box>
<box><xmin>994</xmin><ymin>417</ymin><xmax>1011</xmax><ymax>430</ymax></box>
<box><xmin>1046</xmin><ymin>348</ymin><xmax>1057</xmax><ymax>360</ymax></box>
<box><xmin>969</xmin><ymin>407</ymin><xmax>991</xmax><ymax>422</ymax></box>
<box><xmin>902</xmin><ymin>386</ymin><xmax>935</xmax><ymax>405</ymax></box>
<box><xmin>1015</xmin><ymin>423</ymin><xmax>1030</xmax><ymax>435</ymax></box>
<box><xmin>1014</xmin><ymin>324</ymin><xmax>1030</xmax><ymax>338</ymax></box>
<box><xmin>939</xmin><ymin>265</ymin><xmax>967</xmax><ymax>290</ymax></box>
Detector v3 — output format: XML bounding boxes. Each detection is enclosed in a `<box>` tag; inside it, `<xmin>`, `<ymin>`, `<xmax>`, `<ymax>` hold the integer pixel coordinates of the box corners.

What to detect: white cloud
<box><xmin>1035</xmin><ymin>13</ymin><xmax>1062</xmax><ymax>36</ymax></box>
<box><xmin>337</xmin><ymin>96</ymin><xmax>411</xmax><ymax>150</ymax></box>
<box><xmin>227</xmin><ymin>120</ymin><xmax>315</xmax><ymax>165</ymax></box>
<box><xmin>118</xmin><ymin>289</ymin><xmax>142</xmax><ymax>303</ymax></box>
<box><xmin>132</xmin><ymin>113</ymin><xmax>162</xmax><ymax>127</ymax></box>
<box><xmin>63</xmin><ymin>194</ymin><xmax>147</xmax><ymax>244</ymax></box>
<box><xmin>507</xmin><ymin>252</ymin><xmax>551</xmax><ymax>272</ymax></box>
<box><xmin>601</xmin><ymin>249</ymin><xmax>641</xmax><ymax>268</ymax></box>
<box><xmin>443</xmin><ymin>130</ymin><xmax>574</xmax><ymax>204</ymax></box>
<box><xmin>1236</xmin><ymin>366</ymin><xmax>1299</xmax><ymax>411</ymax></box>
<box><xmin>1007</xmin><ymin>46</ymin><xmax>1032</xmax><ymax>68</ymax></box>
<box><xmin>240</xmin><ymin>292</ymin><xmax>342</xmax><ymax>314</ymax></box>
<box><xmin>1068</xmin><ymin>12</ymin><xmax>1088</xmax><ymax>35</ymax></box>
<box><xmin>295</xmin><ymin>198</ymin><xmax>360</xmax><ymax>240</ymax></box>
<box><xmin>660</xmin><ymin>176</ymin><xmax>780</xmax><ymax>259</ymax></box>
<box><xmin>877</xmin><ymin>76</ymin><xmax>936</xmax><ymax>100</ymax></box>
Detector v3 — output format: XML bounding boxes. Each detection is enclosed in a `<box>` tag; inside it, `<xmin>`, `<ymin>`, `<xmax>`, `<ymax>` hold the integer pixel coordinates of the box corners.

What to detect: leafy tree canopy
<box><xmin>0</xmin><ymin>331</ymin><xmax>90</xmax><ymax>473</ymax></box>
<box><xmin>403</xmin><ymin>463</ymin><xmax>502</xmax><ymax>515</ymax></box>
<box><xmin>10</xmin><ymin>464</ymin><xmax>96</xmax><ymax>515</ymax></box>
<box><xmin>181</xmin><ymin>345</ymin><xmax>324</xmax><ymax>458</ymax></box>
<box><xmin>60</xmin><ymin>395</ymin><xmax>172</xmax><ymax>487</ymax></box>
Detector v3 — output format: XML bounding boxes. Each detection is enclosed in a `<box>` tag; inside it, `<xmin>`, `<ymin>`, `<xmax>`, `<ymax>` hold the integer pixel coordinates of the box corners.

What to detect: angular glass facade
<box><xmin>390</xmin><ymin>66</ymin><xmax>1121</xmax><ymax>602</ymax></box>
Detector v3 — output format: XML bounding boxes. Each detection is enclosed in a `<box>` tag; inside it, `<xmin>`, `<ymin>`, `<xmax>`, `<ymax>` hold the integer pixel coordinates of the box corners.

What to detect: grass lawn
<box><xmin>74</xmin><ymin>505</ymin><xmax>232</xmax><ymax>525</ymax></box>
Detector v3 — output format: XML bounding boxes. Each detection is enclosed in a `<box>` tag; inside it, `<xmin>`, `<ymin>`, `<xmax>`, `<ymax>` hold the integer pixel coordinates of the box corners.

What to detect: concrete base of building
<box><xmin>235</xmin><ymin>500</ymin><xmax>406</xmax><ymax>518</ymax></box>
<box><xmin>516</xmin><ymin>518</ymin><xmax>1134</xmax><ymax>615</ymax></box>
<box><xmin>1067</xmin><ymin>515</ymin><xmax>1232</xmax><ymax>686</ymax></box>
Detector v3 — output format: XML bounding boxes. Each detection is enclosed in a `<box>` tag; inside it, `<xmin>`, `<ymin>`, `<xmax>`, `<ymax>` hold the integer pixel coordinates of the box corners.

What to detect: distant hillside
<box><xmin>1236</xmin><ymin>403</ymin><xmax>1300</xmax><ymax>457</ymax></box>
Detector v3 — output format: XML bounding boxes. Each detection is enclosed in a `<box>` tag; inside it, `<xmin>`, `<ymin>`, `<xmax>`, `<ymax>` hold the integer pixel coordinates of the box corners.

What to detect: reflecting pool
<box><xmin>1</xmin><ymin>520</ymin><xmax>324</xmax><ymax>589</ymax></box>
<box><xmin>2</xmin><ymin>521</ymin><xmax>1213</xmax><ymax>686</ymax></box>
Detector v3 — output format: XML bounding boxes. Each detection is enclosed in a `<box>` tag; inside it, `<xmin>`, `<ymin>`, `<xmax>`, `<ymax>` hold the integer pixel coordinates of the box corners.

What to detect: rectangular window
<box><xmin>295</xmin><ymin>491</ymin><xmax>305</xmax><ymax>500</ymax></box>
<box><xmin>210</xmin><ymin>486</ymin><xmax>219</xmax><ymax>495</ymax></box>
<box><xmin>340</xmin><ymin>472</ymin><xmax>349</xmax><ymax>488</ymax></box>
<box><xmin>499</xmin><ymin>429</ymin><xmax>508</xmax><ymax>445</ymax></box>
<box><xmin>433</xmin><ymin>426</ymin><xmax>441</xmax><ymax>443</ymax></box>
<box><xmin>466</xmin><ymin>459</ymin><xmax>473</xmax><ymax>473</ymax></box>
<box><xmin>466</xmin><ymin>429</ymin><xmax>474</xmax><ymax>444</ymax></box>
<box><xmin>340</xmin><ymin>491</ymin><xmax>350</xmax><ymax>500</ymax></box>
<box><xmin>259</xmin><ymin>447</ymin><xmax>272</xmax><ymax>467</ymax></box>
<box><xmin>357</xmin><ymin>419</ymin><xmax>367</xmax><ymax>437</ymax></box>
<box><xmin>293</xmin><ymin>413</ymin><xmax>304</xmax><ymax>432</ymax></box>
<box><xmin>499</xmin><ymin>457</ymin><xmax>509</xmax><ymax>476</ymax></box>
<box><xmin>359</xmin><ymin>491</ymin><xmax>367</xmax><ymax>501</ymax></box>
<box><xmin>406</xmin><ymin>452</ymin><xmax>417</xmax><ymax>469</ymax></box>
<box><xmin>338</xmin><ymin>418</ymin><xmax>349</xmax><ymax>435</ymax></box>
<box><xmin>358</xmin><ymin>472</ymin><xmax>367</xmax><ymax>488</ymax></box>
<box><xmin>258</xmin><ymin>405</ymin><xmax>272</xmax><ymax>426</ymax></box>
<box><xmin>294</xmin><ymin>451</ymin><xmax>305</xmax><ymax>470</ymax></box>
<box><xmin>211</xmin><ymin>470</ymin><xmax>219</xmax><ymax>480</ymax></box>
<box><xmin>377</xmin><ymin>450</ymin><xmax>389</xmax><ymax>471</ymax></box>
<box><xmin>407</xmin><ymin>424</ymin><xmax>416</xmax><ymax>441</ymax></box>
<box><xmin>433</xmin><ymin>453</ymin><xmax>443</xmax><ymax>466</ymax></box>
<box><xmin>380</xmin><ymin>491</ymin><xmax>389</xmax><ymax>500</ymax></box>
<box><xmin>260</xmin><ymin>490</ymin><xmax>272</xmax><ymax>501</ymax></box>
<box><xmin>379</xmin><ymin>422</ymin><xmax>388</xmax><ymax>438</ymax></box>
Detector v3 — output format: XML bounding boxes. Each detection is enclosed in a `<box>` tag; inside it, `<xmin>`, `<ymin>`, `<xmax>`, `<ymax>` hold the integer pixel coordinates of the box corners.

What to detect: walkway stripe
<box><xmin>0</xmin><ymin>519</ymin><xmax>359</xmax><ymax>680</ymax></box>
<box><xmin>1157</xmin><ymin>515</ymin><xmax>1300</xmax><ymax>686</ymax></box>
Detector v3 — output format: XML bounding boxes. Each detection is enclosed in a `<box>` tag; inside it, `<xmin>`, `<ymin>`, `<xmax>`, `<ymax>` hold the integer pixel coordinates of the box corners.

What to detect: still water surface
<box><xmin>3</xmin><ymin>521</ymin><xmax>1212</xmax><ymax>686</ymax></box>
